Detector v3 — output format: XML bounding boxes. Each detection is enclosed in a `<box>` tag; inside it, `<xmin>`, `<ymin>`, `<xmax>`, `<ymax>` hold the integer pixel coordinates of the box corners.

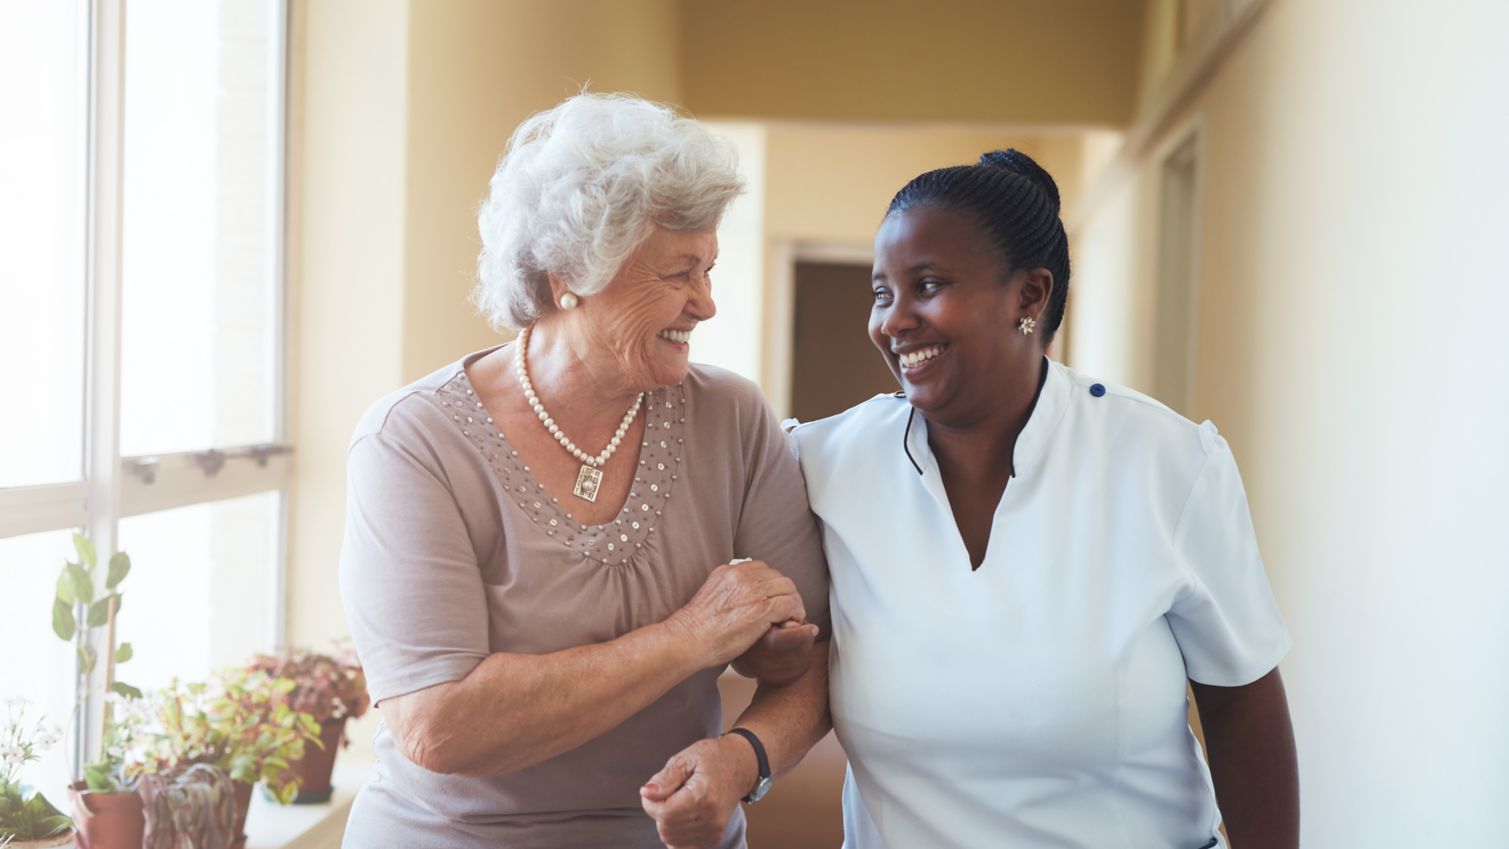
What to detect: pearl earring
<box><xmin>559</xmin><ymin>292</ymin><xmax>579</xmax><ymax>310</ymax></box>
<box><xmin>1018</xmin><ymin>316</ymin><xmax>1037</xmax><ymax>335</ymax></box>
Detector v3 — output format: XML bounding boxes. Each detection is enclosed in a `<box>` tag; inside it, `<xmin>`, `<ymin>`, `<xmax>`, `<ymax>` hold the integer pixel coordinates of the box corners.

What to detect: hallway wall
<box><xmin>1069</xmin><ymin>1</ymin><xmax>1509</xmax><ymax>843</ymax></box>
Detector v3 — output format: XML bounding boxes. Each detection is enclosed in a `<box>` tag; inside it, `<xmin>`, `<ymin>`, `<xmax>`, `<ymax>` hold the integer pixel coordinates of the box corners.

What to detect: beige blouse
<box><xmin>338</xmin><ymin>347</ymin><xmax>829</xmax><ymax>849</ymax></box>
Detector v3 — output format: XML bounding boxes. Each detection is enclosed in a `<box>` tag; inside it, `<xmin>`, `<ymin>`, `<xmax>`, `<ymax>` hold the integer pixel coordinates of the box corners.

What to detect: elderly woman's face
<box><xmin>579</xmin><ymin>227</ymin><xmax>718</xmax><ymax>390</ymax></box>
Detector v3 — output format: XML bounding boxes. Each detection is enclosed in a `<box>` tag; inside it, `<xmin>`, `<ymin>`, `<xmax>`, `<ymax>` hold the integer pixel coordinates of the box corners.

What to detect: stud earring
<box><xmin>559</xmin><ymin>292</ymin><xmax>579</xmax><ymax>310</ymax></box>
<box><xmin>1018</xmin><ymin>316</ymin><xmax>1037</xmax><ymax>335</ymax></box>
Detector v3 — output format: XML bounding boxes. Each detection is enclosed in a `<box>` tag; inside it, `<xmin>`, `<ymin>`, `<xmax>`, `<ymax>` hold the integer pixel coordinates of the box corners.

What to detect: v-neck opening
<box><xmin>435</xmin><ymin>350</ymin><xmax>687</xmax><ymax>567</ymax></box>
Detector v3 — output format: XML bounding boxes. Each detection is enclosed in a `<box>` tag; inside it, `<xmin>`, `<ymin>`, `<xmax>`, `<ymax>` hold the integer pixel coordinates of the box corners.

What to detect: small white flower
<box><xmin>1</xmin><ymin>744</ymin><xmax>23</xmax><ymax>762</ymax></box>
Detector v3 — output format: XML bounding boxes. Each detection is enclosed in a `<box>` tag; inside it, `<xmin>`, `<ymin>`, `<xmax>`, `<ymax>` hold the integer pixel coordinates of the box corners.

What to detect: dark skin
<box><xmin>872</xmin><ymin>204</ymin><xmax>1299</xmax><ymax>847</ymax></box>
<box><xmin>1193</xmin><ymin>670</ymin><xmax>1300</xmax><ymax>848</ymax></box>
<box><xmin>870</xmin><ymin>204</ymin><xmax>1050</xmax><ymax>569</ymax></box>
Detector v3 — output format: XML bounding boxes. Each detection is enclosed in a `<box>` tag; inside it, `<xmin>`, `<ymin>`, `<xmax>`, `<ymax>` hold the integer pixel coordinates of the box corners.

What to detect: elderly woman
<box><xmin>338</xmin><ymin>94</ymin><xmax>830</xmax><ymax>849</ymax></box>
<box><xmin>650</xmin><ymin>150</ymin><xmax>1298</xmax><ymax>848</ymax></box>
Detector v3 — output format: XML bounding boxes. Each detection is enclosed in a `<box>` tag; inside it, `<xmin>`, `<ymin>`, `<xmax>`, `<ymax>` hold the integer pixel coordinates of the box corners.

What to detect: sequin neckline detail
<box><xmin>436</xmin><ymin>367</ymin><xmax>687</xmax><ymax>567</ymax></box>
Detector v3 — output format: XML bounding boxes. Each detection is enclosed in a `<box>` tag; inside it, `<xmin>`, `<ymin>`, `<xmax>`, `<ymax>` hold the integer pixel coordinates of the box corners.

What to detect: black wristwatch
<box><xmin>724</xmin><ymin>727</ymin><xmax>772</xmax><ymax>804</ymax></box>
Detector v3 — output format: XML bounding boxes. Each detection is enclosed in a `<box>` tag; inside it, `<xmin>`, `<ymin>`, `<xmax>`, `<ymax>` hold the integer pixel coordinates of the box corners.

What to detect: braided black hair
<box><xmin>885</xmin><ymin>148</ymin><xmax>1071</xmax><ymax>340</ymax></box>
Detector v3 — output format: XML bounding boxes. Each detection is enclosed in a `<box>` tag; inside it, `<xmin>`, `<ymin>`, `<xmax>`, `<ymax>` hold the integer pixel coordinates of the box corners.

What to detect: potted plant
<box><xmin>66</xmin><ymin>698</ymin><xmax>152</xmax><ymax>849</ymax></box>
<box><xmin>245</xmin><ymin>648</ymin><xmax>369</xmax><ymax>803</ymax></box>
<box><xmin>51</xmin><ymin>533</ymin><xmax>144</xmax><ymax>849</ymax></box>
<box><xmin>132</xmin><ymin>674</ymin><xmax>320</xmax><ymax>849</ymax></box>
<box><xmin>135</xmin><ymin>763</ymin><xmax>236</xmax><ymax>849</ymax></box>
<box><xmin>0</xmin><ymin>698</ymin><xmax>73</xmax><ymax>848</ymax></box>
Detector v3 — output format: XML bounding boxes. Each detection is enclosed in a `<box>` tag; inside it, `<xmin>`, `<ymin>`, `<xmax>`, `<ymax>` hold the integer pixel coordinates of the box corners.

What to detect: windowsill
<box><xmin>244</xmin><ymin>753</ymin><xmax>373</xmax><ymax>849</ymax></box>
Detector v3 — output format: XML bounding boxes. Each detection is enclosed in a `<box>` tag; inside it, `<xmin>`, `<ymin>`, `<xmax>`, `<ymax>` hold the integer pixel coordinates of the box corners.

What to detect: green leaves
<box><xmin>51</xmin><ymin>599</ymin><xmax>75</xmax><ymax>641</ymax></box>
<box><xmin>106</xmin><ymin>551</ymin><xmax>131</xmax><ymax>590</ymax></box>
<box><xmin>57</xmin><ymin>561</ymin><xmax>93</xmax><ymax>606</ymax></box>
<box><xmin>85</xmin><ymin>593</ymin><xmax>122</xmax><ymax>628</ymax></box>
<box><xmin>83</xmin><ymin>761</ymin><xmax>120</xmax><ymax>793</ymax></box>
<box><xmin>87</xmin><ymin>597</ymin><xmax>111</xmax><ymax>627</ymax></box>
<box><xmin>299</xmin><ymin>712</ymin><xmax>322</xmax><ymax>737</ymax></box>
<box><xmin>73</xmin><ymin>532</ymin><xmax>97</xmax><ymax>568</ymax></box>
<box><xmin>227</xmin><ymin>752</ymin><xmax>258</xmax><ymax>783</ymax></box>
<box><xmin>0</xmin><ymin>782</ymin><xmax>73</xmax><ymax>840</ymax></box>
<box><xmin>48</xmin><ymin>537</ymin><xmax>140</xmax><ymax>728</ymax></box>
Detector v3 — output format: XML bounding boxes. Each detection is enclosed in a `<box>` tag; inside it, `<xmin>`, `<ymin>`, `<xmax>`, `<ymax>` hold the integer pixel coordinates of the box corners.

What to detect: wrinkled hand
<box><xmin>732</xmin><ymin>620</ymin><xmax>819</xmax><ymax>686</ymax></box>
<box><xmin>641</xmin><ymin>735</ymin><xmax>756</xmax><ymax>849</ymax></box>
<box><xmin>668</xmin><ymin>560</ymin><xmax>806</xmax><ymax>668</ymax></box>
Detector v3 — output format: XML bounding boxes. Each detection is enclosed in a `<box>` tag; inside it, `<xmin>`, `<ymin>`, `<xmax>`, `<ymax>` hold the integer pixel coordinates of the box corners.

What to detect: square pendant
<box><xmin>573</xmin><ymin>464</ymin><xmax>603</xmax><ymax>502</ymax></box>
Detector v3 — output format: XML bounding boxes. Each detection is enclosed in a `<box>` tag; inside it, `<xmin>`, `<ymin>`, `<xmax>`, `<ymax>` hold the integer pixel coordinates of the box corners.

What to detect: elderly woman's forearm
<box><xmin>392</xmin><ymin>619</ymin><xmax>707</xmax><ymax>777</ymax></box>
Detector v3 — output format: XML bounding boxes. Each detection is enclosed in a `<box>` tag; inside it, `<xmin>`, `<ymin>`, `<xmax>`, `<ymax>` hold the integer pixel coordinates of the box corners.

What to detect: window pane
<box><xmin>119</xmin><ymin>1</ymin><xmax>282</xmax><ymax>456</ymax></box>
<box><xmin>115</xmin><ymin>492</ymin><xmax>280</xmax><ymax>691</ymax></box>
<box><xmin>0</xmin><ymin>530</ymin><xmax>82</xmax><ymax>803</ymax></box>
<box><xmin>0</xmin><ymin>1</ymin><xmax>87</xmax><ymax>487</ymax></box>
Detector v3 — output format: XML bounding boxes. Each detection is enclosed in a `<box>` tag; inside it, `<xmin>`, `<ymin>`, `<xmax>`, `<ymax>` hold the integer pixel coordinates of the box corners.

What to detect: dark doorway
<box><xmin>790</xmin><ymin>261</ymin><xmax>899</xmax><ymax>423</ymax></box>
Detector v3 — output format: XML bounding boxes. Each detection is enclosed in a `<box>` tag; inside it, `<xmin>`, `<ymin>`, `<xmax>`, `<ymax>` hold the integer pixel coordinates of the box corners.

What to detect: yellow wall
<box><xmin>764</xmin><ymin>124</ymin><xmax>1087</xmax><ymax>245</ymax></box>
<box><xmin>1071</xmin><ymin>0</ymin><xmax>1509</xmax><ymax>842</ymax></box>
<box><xmin>400</xmin><ymin>0</ymin><xmax>683</xmax><ymax>382</ymax></box>
<box><xmin>680</xmin><ymin>0</ymin><xmax>1144</xmax><ymax>125</ymax></box>
<box><xmin>285</xmin><ymin>0</ymin><xmax>409</xmax><ymax>654</ymax></box>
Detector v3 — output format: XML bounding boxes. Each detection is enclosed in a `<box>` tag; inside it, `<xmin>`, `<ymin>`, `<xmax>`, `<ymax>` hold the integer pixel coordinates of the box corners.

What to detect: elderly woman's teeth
<box><xmin>659</xmin><ymin>329</ymin><xmax>691</xmax><ymax>344</ymax></box>
<box><xmin>899</xmin><ymin>345</ymin><xmax>946</xmax><ymax>368</ymax></box>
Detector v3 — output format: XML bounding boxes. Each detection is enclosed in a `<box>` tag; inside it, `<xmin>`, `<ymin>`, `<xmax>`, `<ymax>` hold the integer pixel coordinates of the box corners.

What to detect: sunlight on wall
<box><xmin>1071</xmin><ymin>1</ymin><xmax>1509</xmax><ymax>843</ymax></box>
<box><xmin>696</xmin><ymin>122</ymin><xmax>766</xmax><ymax>383</ymax></box>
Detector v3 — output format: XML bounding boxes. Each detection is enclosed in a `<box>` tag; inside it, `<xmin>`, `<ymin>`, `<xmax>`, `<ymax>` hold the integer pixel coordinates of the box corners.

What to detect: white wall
<box><xmin>1071</xmin><ymin>0</ymin><xmax>1509</xmax><ymax>843</ymax></box>
<box><xmin>696</xmin><ymin>121</ymin><xmax>767</xmax><ymax>383</ymax></box>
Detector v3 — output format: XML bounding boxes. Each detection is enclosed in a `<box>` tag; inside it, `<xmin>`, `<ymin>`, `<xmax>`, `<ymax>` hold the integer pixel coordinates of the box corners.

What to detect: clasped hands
<box><xmin>644</xmin><ymin>559</ymin><xmax>818</xmax><ymax>849</ymax></box>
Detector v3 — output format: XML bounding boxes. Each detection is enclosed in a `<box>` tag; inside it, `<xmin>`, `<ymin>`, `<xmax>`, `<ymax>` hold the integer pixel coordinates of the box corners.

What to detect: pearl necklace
<box><xmin>515</xmin><ymin>325</ymin><xmax>644</xmax><ymax>502</ymax></box>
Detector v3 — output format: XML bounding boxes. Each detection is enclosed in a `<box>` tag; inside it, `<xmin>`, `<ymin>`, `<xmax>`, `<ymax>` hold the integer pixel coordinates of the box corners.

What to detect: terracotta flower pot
<box><xmin>228</xmin><ymin>779</ymin><xmax>254</xmax><ymax>849</ymax></box>
<box><xmin>6</xmin><ymin>829</ymin><xmax>76</xmax><ymax>848</ymax></box>
<box><xmin>287</xmin><ymin>716</ymin><xmax>347</xmax><ymax>804</ymax></box>
<box><xmin>68</xmin><ymin>782</ymin><xmax>144</xmax><ymax>849</ymax></box>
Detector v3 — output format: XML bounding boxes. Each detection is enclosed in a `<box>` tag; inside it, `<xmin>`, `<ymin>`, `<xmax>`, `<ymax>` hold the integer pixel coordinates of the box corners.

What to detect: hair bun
<box><xmin>978</xmin><ymin>148</ymin><xmax>1060</xmax><ymax>211</ymax></box>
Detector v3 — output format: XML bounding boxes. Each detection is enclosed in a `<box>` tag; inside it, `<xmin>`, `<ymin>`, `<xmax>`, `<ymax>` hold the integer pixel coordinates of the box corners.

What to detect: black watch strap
<box><xmin>724</xmin><ymin>727</ymin><xmax>772</xmax><ymax>803</ymax></box>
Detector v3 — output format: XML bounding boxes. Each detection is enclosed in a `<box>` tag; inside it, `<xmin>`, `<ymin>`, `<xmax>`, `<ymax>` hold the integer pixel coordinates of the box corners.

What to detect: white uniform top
<box><xmin>789</xmin><ymin>358</ymin><xmax>1291</xmax><ymax>849</ymax></box>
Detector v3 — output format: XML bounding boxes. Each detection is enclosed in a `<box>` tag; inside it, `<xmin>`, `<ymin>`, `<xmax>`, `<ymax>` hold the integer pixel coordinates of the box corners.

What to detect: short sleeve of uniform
<box><xmin>339</xmin><ymin>431</ymin><xmax>490</xmax><ymax>704</ymax></box>
<box><xmin>1167</xmin><ymin>428</ymin><xmax>1292</xmax><ymax>686</ymax></box>
<box><xmin>733</xmin><ymin>398</ymin><xmax>831</xmax><ymax>636</ymax></box>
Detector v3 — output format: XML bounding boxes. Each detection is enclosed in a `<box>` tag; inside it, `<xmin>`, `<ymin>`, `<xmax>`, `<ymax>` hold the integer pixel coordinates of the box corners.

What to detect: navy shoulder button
<box><xmin>1089</xmin><ymin>383</ymin><xmax>1106</xmax><ymax>397</ymax></box>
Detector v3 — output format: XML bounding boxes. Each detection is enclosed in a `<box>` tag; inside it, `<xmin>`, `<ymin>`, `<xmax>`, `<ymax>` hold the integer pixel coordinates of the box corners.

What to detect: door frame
<box><xmin>762</xmin><ymin>240</ymin><xmax>874</xmax><ymax>419</ymax></box>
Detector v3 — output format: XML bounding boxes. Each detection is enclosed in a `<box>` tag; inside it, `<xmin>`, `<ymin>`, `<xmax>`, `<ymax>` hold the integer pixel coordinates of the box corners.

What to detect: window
<box><xmin>0</xmin><ymin>1</ymin><xmax>88</xmax><ymax>490</ymax></box>
<box><xmin>0</xmin><ymin>531</ymin><xmax>81</xmax><ymax>799</ymax></box>
<box><xmin>0</xmin><ymin>0</ymin><xmax>289</xmax><ymax>785</ymax></box>
<box><xmin>120</xmin><ymin>0</ymin><xmax>284</xmax><ymax>457</ymax></box>
<box><xmin>117</xmin><ymin>492</ymin><xmax>283</xmax><ymax>691</ymax></box>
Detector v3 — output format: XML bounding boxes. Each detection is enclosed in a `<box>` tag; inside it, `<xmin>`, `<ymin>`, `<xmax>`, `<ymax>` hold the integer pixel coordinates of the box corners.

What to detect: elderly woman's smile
<box><xmin>572</xmin><ymin>227</ymin><xmax>719</xmax><ymax>391</ymax></box>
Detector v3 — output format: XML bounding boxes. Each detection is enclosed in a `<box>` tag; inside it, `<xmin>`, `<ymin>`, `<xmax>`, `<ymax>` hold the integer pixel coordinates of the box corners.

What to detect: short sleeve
<box><xmin>339</xmin><ymin>432</ymin><xmax>490</xmax><ymax>704</ymax></box>
<box><xmin>735</xmin><ymin>404</ymin><xmax>831</xmax><ymax>636</ymax></box>
<box><xmin>1166</xmin><ymin>431</ymin><xmax>1292</xmax><ymax>686</ymax></box>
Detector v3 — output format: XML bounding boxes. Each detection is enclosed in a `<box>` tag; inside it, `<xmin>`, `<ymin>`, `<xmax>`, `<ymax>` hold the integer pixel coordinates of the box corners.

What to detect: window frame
<box><xmin>0</xmin><ymin>0</ymin><xmax>292</xmax><ymax>772</ymax></box>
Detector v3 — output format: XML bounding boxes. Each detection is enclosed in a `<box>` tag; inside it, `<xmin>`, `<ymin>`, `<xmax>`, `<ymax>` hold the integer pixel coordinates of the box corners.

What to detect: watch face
<box><xmin>747</xmin><ymin>775</ymin><xmax>774</xmax><ymax>804</ymax></box>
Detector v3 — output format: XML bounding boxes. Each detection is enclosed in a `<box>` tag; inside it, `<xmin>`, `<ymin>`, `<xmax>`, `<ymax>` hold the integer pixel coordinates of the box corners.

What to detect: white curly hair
<box><xmin>473</xmin><ymin>93</ymin><xmax>744</xmax><ymax>331</ymax></box>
